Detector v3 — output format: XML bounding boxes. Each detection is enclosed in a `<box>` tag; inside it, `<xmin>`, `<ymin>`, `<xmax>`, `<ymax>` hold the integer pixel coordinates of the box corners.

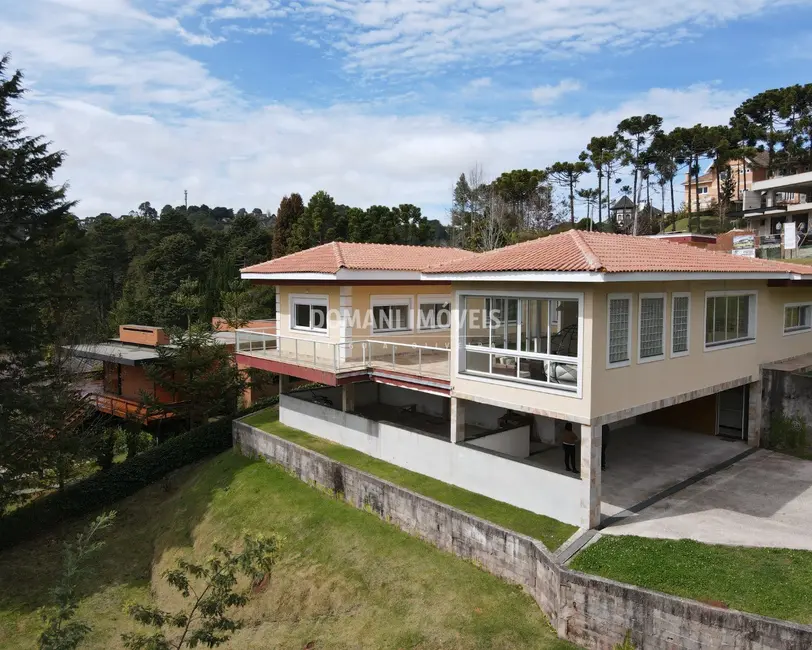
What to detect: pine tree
<box><xmin>0</xmin><ymin>55</ymin><xmax>79</xmax><ymax>513</ymax></box>
<box><xmin>272</xmin><ymin>193</ymin><xmax>303</xmax><ymax>258</ymax></box>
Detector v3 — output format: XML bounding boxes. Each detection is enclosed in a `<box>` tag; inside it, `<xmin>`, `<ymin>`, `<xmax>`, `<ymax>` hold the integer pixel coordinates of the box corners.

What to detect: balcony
<box><xmin>235</xmin><ymin>329</ymin><xmax>451</xmax><ymax>385</ymax></box>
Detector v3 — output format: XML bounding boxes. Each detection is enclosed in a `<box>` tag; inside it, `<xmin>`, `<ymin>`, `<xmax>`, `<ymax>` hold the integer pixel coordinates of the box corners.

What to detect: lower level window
<box><xmin>784</xmin><ymin>303</ymin><xmax>812</xmax><ymax>333</ymax></box>
<box><xmin>705</xmin><ymin>293</ymin><xmax>755</xmax><ymax>347</ymax></box>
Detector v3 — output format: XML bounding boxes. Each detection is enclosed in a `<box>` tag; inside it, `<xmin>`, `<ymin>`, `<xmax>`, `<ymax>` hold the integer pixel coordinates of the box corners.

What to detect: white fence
<box><xmin>279</xmin><ymin>394</ymin><xmax>581</xmax><ymax>526</ymax></box>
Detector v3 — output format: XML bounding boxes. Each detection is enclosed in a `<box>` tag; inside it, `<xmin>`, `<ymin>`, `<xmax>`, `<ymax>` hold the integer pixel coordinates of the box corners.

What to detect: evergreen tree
<box><xmin>0</xmin><ymin>55</ymin><xmax>79</xmax><ymax>513</ymax></box>
<box><xmin>272</xmin><ymin>193</ymin><xmax>303</xmax><ymax>258</ymax></box>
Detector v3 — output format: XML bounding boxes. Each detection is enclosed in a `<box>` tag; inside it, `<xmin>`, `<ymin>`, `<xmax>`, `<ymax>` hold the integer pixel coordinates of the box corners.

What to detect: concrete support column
<box><xmin>279</xmin><ymin>374</ymin><xmax>290</xmax><ymax>397</ymax></box>
<box><xmin>747</xmin><ymin>380</ymin><xmax>763</xmax><ymax>448</ymax></box>
<box><xmin>766</xmin><ymin>189</ymin><xmax>775</xmax><ymax>208</ymax></box>
<box><xmin>580</xmin><ymin>424</ymin><xmax>602</xmax><ymax>529</ymax></box>
<box><xmin>342</xmin><ymin>383</ymin><xmax>355</xmax><ymax>413</ymax></box>
<box><xmin>450</xmin><ymin>397</ymin><xmax>466</xmax><ymax>443</ymax></box>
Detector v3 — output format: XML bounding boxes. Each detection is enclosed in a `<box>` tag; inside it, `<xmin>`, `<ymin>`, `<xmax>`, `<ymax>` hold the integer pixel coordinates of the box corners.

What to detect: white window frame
<box><xmin>455</xmin><ymin>289</ymin><xmax>584</xmax><ymax>399</ymax></box>
<box><xmin>370</xmin><ymin>295</ymin><xmax>414</xmax><ymax>334</ymax></box>
<box><xmin>417</xmin><ymin>294</ymin><xmax>451</xmax><ymax>331</ymax></box>
<box><xmin>703</xmin><ymin>290</ymin><xmax>758</xmax><ymax>351</ymax></box>
<box><xmin>670</xmin><ymin>292</ymin><xmax>691</xmax><ymax>358</ymax></box>
<box><xmin>638</xmin><ymin>293</ymin><xmax>666</xmax><ymax>363</ymax></box>
<box><xmin>289</xmin><ymin>294</ymin><xmax>329</xmax><ymax>336</ymax></box>
<box><xmin>606</xmin><ymin>293</ymin><xmax>633</xmax><ymax>369</ymax></box>
<box><xmin>783</xmin><ymin>301</ymin><xmax>812</xmax><ymax>336</ymax></box>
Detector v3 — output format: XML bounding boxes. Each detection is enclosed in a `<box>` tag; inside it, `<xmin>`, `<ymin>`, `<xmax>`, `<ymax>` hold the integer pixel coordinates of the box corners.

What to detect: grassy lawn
<box><xmin>241</xmin><ymin>407</ymin><xmax>577</xmax><ymax>550</ymax></box>
<box><xmin>571</xmin><ymin>535</ymin><xmax>812</xmax><ymax>624</ymax></box>
<box><xmin>0</xmin><ymin>450</ymin><xmax>575</xmax><ymax>650</ymax></box>
<box><xmin>664</xmin><ymin>215</ymin><xmax>723</xmax><ymax>233</ymax></box>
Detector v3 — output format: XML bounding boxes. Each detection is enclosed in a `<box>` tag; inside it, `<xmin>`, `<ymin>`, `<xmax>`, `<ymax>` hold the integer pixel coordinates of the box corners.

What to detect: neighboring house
<box><xmin>236</xmin><ymin>234</ymin><xmax>812</xmax><ymax>529</ymax></box>
<box><xmin>609</xmin><ymin>195</ymin><xmax>634</xmax><ymax>228</ymax></box>
<box><xmin>68</xmin><ymin>320</ymin><xmax>277</xmax><ymax>425</ymax></box>
<box><xmin>738</xmin><ymin>170</ymin><xmax>812</xmax><ymax>251</ymax></box>
<box><xmin>683</xmin><ymin>152</ymin><xmax>771</xmax><ymax>211</ymax></box>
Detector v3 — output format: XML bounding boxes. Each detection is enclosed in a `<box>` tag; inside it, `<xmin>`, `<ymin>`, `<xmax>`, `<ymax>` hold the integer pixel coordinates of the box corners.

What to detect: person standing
<box><xmin>562</xmin><ymin>422</ymin><xmax>579</xmax><ymax>474</ymax></box>
<box><xmin>601</xmin><ymin>423</ymin><xmax>610</xmax><ymax>471</ymax></box>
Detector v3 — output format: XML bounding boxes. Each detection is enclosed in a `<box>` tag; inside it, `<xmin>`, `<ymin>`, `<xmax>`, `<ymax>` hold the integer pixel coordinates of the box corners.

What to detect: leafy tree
<box><xmin>290</xmin><ymin>190</ymin><xmax>338</xmax><ymax>252</ymax></box>
<box><xmin>580</xmin><ymin>136</ymin><xmax>620</xmax><ymax>225</ymax></box>
<box><xmin>38</xmin><ymin>512</ymin><xmax>117</xmax><ymax>650</ymax></box>
<box><xmin>547</xmin><ymin>161</ymin><xmax>591</xmax><ymax>224</ymax></box>
<box><xmin>272</xmin><ymin>193</ymin><xmax>303</xmax><ymax>258</ymax></box>
<box><xmin>491</xmin><ymin>168</ymin><xmax>553</xmax><ymax>231</ymax></box>
<box><xmin>123</xmin><ymin>533</ymin><xmax>281</xmax><ymax>650</ymax></box>
<box><xmin>219</xmin><ymin>280</ymin><xmax>257</xmax><ymax>330</ymax></box>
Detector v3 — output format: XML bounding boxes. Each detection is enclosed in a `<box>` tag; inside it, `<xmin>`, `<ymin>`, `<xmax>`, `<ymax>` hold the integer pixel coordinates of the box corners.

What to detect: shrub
<box><xmin>0</xmin><ymin>397</ymin><xmax>278</xmax><ymax>550</ymax></box>
<box><xmin>769</xmin><ymin>412</ymin><xmax>809</xmax><ymax>454</ymax></box>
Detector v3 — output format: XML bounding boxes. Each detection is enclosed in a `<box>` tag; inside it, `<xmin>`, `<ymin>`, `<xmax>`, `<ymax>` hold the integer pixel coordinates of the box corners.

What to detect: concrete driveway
<box><xmin>603</xmin><ymin>449</ymin><xmax>812</xmax><ymax>550</ymax></box>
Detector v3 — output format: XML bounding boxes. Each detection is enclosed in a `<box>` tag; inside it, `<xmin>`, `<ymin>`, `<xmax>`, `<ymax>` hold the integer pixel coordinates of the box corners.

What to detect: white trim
<box><xmin>336</xmin><ymin>269</ymin><xmax>423</xmax><ymax>281</ymax></box>
<box><xmin>782</xmin><ymin>301</ymin><xmax>812</xmax><ymax>336</ymax></box>
<box><xmin>606</xmin><ymin>293</ymin><xmax>632</xmax><ymax>369</ymax></box>
<box><xmin>242</xmin><ymin>272</ymin><xmax>336</xmax><ymax>281</ymax></box>
<box><xmin>289</xmin><ymin>293</ymin><xmax>329</xmax><ymax>336</ymax></box>
<box><xmin>423</xmin><ymin>270</ymin><xmax>809</xmax><ymax>283</ymax></box>
<box><xmin>670</xmin><ymin>292</ymin><xmax>691</xmax><ymax>358</ymax></box>
<box><xmin>703</xmin><ymin>290</ymin><xmax>758</xmax><ymax>352</ymax></box>
<box><xmin>370</xmin><ymin>295</ymin><xmax>414</xmax><ymax>334</ymax></box>
<box><xmin>417</xmin><ymin>294</ymin><xmax>452</xmax><ymax>331</ymax></box>
<box><xmin>637</xmin><ymin>293</ymin><xmax>666</xmax><ymax>364</ymax></box>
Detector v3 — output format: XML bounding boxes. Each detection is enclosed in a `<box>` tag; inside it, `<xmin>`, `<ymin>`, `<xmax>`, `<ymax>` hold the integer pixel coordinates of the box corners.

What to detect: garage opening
<box><xmin>717</xmin><ymin>386</ymin><xmax>747</xmax><ymax>441</ymax></box>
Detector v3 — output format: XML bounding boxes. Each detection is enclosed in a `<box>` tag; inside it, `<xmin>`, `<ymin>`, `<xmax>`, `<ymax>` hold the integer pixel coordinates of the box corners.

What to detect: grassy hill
<box><xmin>0</xmin><ymin>451</ymin><xmax>574</xmax><ymax>650</ymax></box>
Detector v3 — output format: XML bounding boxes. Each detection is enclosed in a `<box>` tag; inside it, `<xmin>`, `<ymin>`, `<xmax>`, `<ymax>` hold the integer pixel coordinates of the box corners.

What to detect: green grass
<box><xmin>664</xmin><ymin>215</ymin><xmax>723</xmax><ymax>233</ymax></box>
<box><xmin>0</xmin><ymin>451</ymin><xmax>575</xmax><ymax>650</ymax></box>
<box><xmin>241</xmin><ymin>407</ymin><xmax>577</xmax><ymax>550</ymax></box>
<box><xmin>571</xmin><ymin>536</ymin><xmax>812</xmax><ymax>624</ymax></box>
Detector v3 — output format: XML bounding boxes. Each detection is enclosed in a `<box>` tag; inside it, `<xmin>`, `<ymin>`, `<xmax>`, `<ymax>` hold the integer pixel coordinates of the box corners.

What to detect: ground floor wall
<box><xmin>278</xmin><ymin>393</ymin><xmax>581</xmax><ymax>525</ymax></box>
<box><xmin>762</xmin><ymin>365</ymin><xmax>812</xmax><ymax>451</ymax></box>
<box><xmin>234</xmin><ymin>419</ymin><xmax>812</xmax><ymax>650</ymax></box>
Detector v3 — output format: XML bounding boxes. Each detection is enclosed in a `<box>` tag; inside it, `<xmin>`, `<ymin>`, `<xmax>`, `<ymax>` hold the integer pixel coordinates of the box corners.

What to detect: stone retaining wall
<box><xmin>233</xmin><ymin>419</ymin><xmax>812</xmax><ymax>650</ymax></box>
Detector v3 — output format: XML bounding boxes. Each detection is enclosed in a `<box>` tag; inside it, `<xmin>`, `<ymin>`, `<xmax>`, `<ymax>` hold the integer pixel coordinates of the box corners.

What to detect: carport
<box><xmin>527</xmin><ymin>423</ymin><xmax>750</xmax><ymax>520</ymax></box>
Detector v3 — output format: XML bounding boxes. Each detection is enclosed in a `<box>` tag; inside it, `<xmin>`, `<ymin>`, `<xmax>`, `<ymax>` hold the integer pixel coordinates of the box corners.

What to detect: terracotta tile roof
<box><xmin>242</xmin><ymin>242</ymin><xmax>476</xmax><ymax>274</ymax></box>
<box><xmin>424</xmin><ymin>230</ymin><xmax>812</xmax><ymax>276</ymax></box>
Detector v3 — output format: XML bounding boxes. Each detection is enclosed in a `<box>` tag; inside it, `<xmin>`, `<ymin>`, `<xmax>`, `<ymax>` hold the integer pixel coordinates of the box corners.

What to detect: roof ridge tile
<box><xmin>332</xmin><ymin>241</ymin><xmax>346</xmax><ymax>269</ymax></box>
<box><xmin>569</xmin><ymin>230</ymin><xmax>603</xmax><ymax>271</ymax></box>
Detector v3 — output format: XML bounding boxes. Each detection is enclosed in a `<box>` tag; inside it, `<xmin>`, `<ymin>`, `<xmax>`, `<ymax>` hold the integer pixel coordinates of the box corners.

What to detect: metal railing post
<box><xmin>392</xmin><ymin>344</ymin><xmax>396</xmax><ymax>369</ymax></box>
<box><xmin>313</xmin><ymin>340</ymin><xmax>316</xmax><ymax>365</ymax></box>
<box><xmin>418</xmin><ymin>347</ymin><xmax>422</xmax><ymax>375</ymax></box>
<box><xmin>295</xmin><ymin>339</ymin><xmax>299</xmax><ymax>364</ymax></box>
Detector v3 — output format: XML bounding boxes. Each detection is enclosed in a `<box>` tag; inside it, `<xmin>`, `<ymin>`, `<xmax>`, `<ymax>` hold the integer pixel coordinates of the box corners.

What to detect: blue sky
<box><xmin>3</xmin><ymin>0</ymin><xmax>812</xmax><ymax>220</ymax></box>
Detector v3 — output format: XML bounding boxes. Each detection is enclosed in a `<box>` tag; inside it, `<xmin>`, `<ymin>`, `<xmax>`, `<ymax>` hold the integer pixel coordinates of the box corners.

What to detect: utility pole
<box><xmin>184</xmin><ymin>189</ymin><xmax>188</xmax><ymax>210</ymax></box>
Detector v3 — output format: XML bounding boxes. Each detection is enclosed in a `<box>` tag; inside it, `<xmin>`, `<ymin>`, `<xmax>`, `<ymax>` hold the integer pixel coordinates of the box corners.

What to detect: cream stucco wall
<box><xmin>449</xmin><ymin>281</ymin><xmax>594</xmax><ymax>424</ymax></box>
<box><xmin>589</xmin><ymin>280</ymin><xmax>812</xmax><ymax>419</ymax></box>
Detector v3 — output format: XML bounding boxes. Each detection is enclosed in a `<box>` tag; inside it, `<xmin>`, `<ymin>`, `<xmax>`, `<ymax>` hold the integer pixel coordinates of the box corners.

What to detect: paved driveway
<box><xmin>603</xmin><ymin>449</ymin><xmax>812</xmax><ymax>550</ymax></box>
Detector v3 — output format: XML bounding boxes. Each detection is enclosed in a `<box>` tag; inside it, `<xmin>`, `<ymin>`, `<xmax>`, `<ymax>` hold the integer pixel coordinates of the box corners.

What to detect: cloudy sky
<box><xmin>4</xmin><ymin>0</ymin><xmax>811</xmax><ymax>220</ymax></box>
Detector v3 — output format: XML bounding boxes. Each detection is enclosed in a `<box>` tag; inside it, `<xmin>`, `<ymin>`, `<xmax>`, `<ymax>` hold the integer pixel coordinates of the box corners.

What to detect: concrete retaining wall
<box><xmin>762</xmin><ymin>367</ymin><xmax>812</xmax><ymax>448</ymax></box>
<box><xmin>233</xmin><ymin>418</ymin><xmax>812</xmax><ymax>650</ymax></box>
<box><xmin>280</xmin><ymin>394</ymin><xmax>580</xmax><ymax>525</ymax></box>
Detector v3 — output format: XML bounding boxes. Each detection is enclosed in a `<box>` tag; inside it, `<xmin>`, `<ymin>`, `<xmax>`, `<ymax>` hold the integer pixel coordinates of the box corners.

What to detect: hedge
<box><xmin>0</xmin><ymin>396</ymin><xmax>279</xmax><ymax>550</ymax></box>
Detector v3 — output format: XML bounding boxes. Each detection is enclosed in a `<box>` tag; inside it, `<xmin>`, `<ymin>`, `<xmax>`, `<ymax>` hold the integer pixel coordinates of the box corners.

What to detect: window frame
<box><xmin>638</xmin><ymin>292</ymin><xmax>666</xmax><ymax>364</ymax></box>
<box><xmin>670</xmin><ymin>292</ymin><xmax>691</xmax><ymax>358</ymax></box>
<box><xmin>606</xmin><ymin>293</ymin><xmax>633</xmax><ymax>369</ymax></box>
<box><xmin>417</xmin><ymin>294</ymin><xmax>451</xmax><ymax>331</ymax></box>
<box><xmin>703</xmin><ymin>290</ymin><xmax>758</xmax><ymax>351</ymax></box>
<box><xmin>783</xmin><ymin>301</ymin><xmax>812</xmax><ymax>336</ymax></box>
<box><xmin>289</xmin><ymin>294</ymin><xmax>329</xmax><ymax>336</ymax></box>
<box><xmin>370</xmin><ymin>295</ymin><xmax>414</xmax><ymax>334</ymax></box>
<box><xmin>455</xmin><ymin>289</ymin><xmax>584</xmax><ymax>398</ymax></box>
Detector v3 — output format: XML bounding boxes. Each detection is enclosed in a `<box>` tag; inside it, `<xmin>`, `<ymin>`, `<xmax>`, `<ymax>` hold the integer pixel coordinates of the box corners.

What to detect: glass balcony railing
<box><xmin>235</xmin><ymin>329</ymin><xmax>450</xmax><ymax>381</ymax></box>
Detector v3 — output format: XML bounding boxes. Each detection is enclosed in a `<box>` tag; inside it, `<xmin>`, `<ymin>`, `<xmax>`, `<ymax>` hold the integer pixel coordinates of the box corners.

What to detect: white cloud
<box><xmin>465</xmin><ymin>77</ymin><xmax>492</xmax><ymax>91</ymax></box>
<box><xmin>3</xmin><ymin>0</ymin><xmax>750</xmax><ymax>220</ymax></box>
<box><xmin>531</xmin><ymin>79</ymin><xmax>582</xmax><ymax>105</ymax></box>
<box><xmin>201</xmin><ymin>0</ymin><xmax>809</xmax><ymax>74</ymax></box>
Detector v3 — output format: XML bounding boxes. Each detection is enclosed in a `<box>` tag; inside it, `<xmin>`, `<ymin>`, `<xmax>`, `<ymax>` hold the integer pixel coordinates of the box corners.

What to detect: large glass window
<box><xmin>371</xmin><ymin>297</ymin><xmax>412</xmax><ymax>333</ymax></box>
<box><xmin>705</xmin><ymin>293</ymin><xmax>756</xmax><ymax>347</ymax></box>
<box><xmin>291</xmin><ymin>296</ymin><xmax>328</xmax><ymax>333</ymax></box>
<box><xmin>784</xmin><ymin>303</ymin><xmax>812</xmax><ymax>334</ymax></box>
<box><xmin>607</xmin><ymin>295</ymin><xmax>631</xmax><ymax>366</ymax></box>
<box><xmin>639</xmin><ymin>294</ymin><xmax>665</xmax><ymax>361</ymax></box>
<box><xmin>461</xmin><ymin>294</ymin><xmax>580</xmax><ymax>392</ymax></box>
<box><xmin>671</xmin><ymin>294</ymin><xmax>690</xmax><ymax>355</ymax></box>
